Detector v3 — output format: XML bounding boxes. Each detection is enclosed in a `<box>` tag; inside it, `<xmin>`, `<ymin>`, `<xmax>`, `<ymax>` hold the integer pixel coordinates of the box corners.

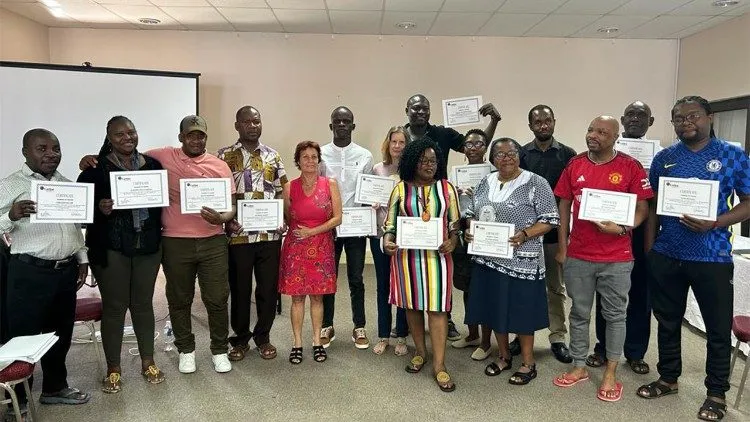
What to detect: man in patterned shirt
<box><xmin>637</xmin><ymin>96</ymin><xmax>750</xmax><ymax>421</ymax></box>
<box><xmin>217</xmin><ymin>106</ymin><xmax>287</xmax><ymax>361</ymax></box>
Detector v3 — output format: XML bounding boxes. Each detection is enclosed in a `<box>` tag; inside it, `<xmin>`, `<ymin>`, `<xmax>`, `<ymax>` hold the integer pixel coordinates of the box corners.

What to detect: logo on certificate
<box><xmin>706</xmin><ymin>159</ymin><xmax>722</xmax><ymax>172</ymax></box>
<box><xmin>608</xmin><ymin>172</ymin><xmax>623</xmax><ymax>185</ymax></box>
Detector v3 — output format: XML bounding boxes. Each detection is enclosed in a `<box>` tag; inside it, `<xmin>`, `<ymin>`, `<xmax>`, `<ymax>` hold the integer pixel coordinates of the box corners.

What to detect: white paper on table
<box><xmin>466</xmin><ymin>220</ymin><xmax>514</xmax><ymax>259</ymax></box>
<box><xmin>336</xmin><ymin>207</ymin><xmax>377</xmax><ymax>237</ymax></box>
<box><xmin>29</xmin><ymin>180</ymin><xmax>94</xmax><ymax>224</ymax></box>
<box><xmin>0</xmin><ymin>332</ymin><xmax>59</xmax><ymax>371</ymax></box>
<box><xmin>179</xmin><ymin>178</ymin><xmax>233</xmax><ymax>214</ymax></box>
<box><xmin>656</xmin><ymin>177</ymin><xmax>719</xmax><ymax>221</ymax></box>
<box><xmin>578</xmin><ymin>188</ymin><xmax>637</xmax><ymax>227</ymax></box>
<box><xmin>441</xmin><ymin>95</ymin><xmax>483</xmax><ymax>127</ymax></box>
<box><xmin>396</xmin><ymin>216</ymin><xmax>443</xmax><ymax>250</ymax></box>
<box><xmin>615</xmin><ymin>138</ymin><xmax>659</xmax><ymax>169</ymax></box>
<box><xmin>354</xmin><ymin>174</ymin><xmax>396</xmax><ymax>206</ymax></box>
<box><xmin>237</xmin><ymin>199</ymin><xmax>283</xmax><ymax>232</ymax></box>
<box><xmin>110</xmin><ymin>169</ymin><xmax>169</xmax><ymax>210</ymax></box>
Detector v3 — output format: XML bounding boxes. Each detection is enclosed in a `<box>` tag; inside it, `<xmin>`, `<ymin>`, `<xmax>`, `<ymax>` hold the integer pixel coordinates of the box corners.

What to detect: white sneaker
<box><xmin>212</xmin><ymin>353</ymin><xmax>232</xmax><ymax>373</ymax></box>
<box><xmin>178</xmin><ymin>351</ymin><xmax>196</xmax><ymax>373</ymax></box>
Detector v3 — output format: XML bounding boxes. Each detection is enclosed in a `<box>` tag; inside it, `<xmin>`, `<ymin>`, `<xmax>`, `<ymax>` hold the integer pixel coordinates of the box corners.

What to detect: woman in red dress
<box><xmin>278</xmin><ymin>141</ymin><xmax>342</xmax><ymax>364</ymax></box>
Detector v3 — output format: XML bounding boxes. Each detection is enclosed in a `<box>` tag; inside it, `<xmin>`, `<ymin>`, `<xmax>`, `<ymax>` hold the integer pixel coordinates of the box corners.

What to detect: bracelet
<box><xmin>618</xmin><ymin>225</ymin><xmax>627</xmax><ymax>236</ymax></box>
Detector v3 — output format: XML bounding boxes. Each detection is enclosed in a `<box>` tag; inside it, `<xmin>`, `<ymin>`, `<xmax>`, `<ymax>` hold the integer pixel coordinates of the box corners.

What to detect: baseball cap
<box><xmin>180</xmin><ymin>115</ymin><xmax>208</xmax><ymax>135</ymax></box>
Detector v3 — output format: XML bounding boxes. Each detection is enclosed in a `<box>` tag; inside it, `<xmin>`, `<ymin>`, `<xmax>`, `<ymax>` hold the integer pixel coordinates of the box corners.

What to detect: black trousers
<box><xmin>323</xmin><ymin>237</ymin><xmax>366</xmax><ymax>329</ymax></box>
<box><xmin>0</xmin><ymin>242</ymin><xmax>10</xmax><ymax>343</ymax></box>
<box><xmin>648</xmin><ymin>251</ymin><xmax>734</xmax><ymax>399</ymax></box>
<box><xmin>228</xmin><ymin>240</ymin><xmax>281</xmax><ymax>347</ymax></box>
<box><xmin>7</xmin><ymin>256</ymin><xmax>78</xmax><ymax>403</ymax></box>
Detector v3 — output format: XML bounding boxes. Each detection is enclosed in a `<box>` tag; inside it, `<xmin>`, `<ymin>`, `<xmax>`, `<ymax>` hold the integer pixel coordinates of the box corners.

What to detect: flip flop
<box><xmin>598</xmin><ymin>382</ymin><xmax>624</xmax><ymax>402</ymax></box>
<box><xmin>405</xmin><ymin>355</ymin><xmax>425</xmax><ymax>373</ymax></box>
<box><xmin>40</xmin><ymin>387</ymin><xmax>91</xmax><ymax>405</ymax></box>
<box><xmin>553</xmin><ymin>372</ymin><xmax>590</xmax><ymax>388</ymax></box>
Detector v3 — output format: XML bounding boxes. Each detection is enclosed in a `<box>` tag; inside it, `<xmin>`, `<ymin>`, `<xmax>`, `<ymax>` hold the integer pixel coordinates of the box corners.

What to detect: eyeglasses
<box><xmin>493</xmin><ymin>151</ymin><xmax>519</xmax><ymax>160</ymax></box>
<box><xmin>464</xmin><ymin>141</ymin><xmax>486</xmax><ymax>149</ymax></box>
<box><xmin>671</xmin><ymin>112</ymin><xmax>704</xmax><ymax>126</ymax></box>
<box><xmin>418</xmin><ymin>159</ymin><xmax>438</xmax><ymax>167</ymax></box>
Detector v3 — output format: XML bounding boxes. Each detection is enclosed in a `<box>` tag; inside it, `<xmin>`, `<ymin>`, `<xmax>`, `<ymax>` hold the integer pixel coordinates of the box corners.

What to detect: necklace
<box><xmin>417</xmin><ymin>183</ymin><xmax>433</xmax><ymax>221</ymax></box>
<box><xmin>587</xmin><ymin>150</ymin><xmax>617</xmax><ymax>164</ymax></box>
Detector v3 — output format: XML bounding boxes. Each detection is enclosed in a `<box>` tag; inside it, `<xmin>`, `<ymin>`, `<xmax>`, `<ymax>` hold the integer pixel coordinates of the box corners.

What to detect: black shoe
<box><xmin>551</xmin><ymin>342</ymin><xmax>573</xmax><ymax>364</ymax></box>
<box><xmin>508</xmin><ymin>337</ymin><xmax>521</xmax><ymax>356</ymax></box>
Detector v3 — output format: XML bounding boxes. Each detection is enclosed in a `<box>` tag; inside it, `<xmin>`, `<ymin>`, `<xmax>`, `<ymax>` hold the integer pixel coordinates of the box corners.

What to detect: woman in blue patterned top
<box><xmin>464</xmin><ymin>137</ymin><xmax>560</xmax><ymax>385</ymax></box>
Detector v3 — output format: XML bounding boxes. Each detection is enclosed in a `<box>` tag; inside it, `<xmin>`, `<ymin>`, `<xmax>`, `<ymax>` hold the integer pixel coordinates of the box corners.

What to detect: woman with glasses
<box><xmin>464</xmin><ymin>138</ymin><xmax>559</xmax><ymax>385</ymax></box>
<box><xmin>383</xmin><ymin>138</ymin><xmax>461</xmax><ymax>392</ymax></box>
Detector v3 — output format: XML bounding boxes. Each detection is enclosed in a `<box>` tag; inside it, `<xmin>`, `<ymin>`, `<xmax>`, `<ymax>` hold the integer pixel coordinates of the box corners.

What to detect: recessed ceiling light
<box><xmin>138</xmin><ymin>17</ymin><xmax>161</xmax><ymax>25</ymax></box>
<box><xmin>712</xmin><ymin>0</ymin><xmax>740</xmax><ymax>7</ymax></box>
<box><xmin>597</xmin><ymin>26</ymin><xmax>619</xmax><ymax>34</ymax></box>
<box><xmin>395</xmin><ymin>21</ymin><xmax>417</xmax><ymax>30</ymax></box>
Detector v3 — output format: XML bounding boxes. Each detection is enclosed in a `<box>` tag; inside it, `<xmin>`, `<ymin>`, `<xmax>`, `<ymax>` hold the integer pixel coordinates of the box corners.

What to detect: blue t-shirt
<box><xmin>649</xmin><ymin>138</ymin><xmax>750</xmax><ymax>263</ymax></box>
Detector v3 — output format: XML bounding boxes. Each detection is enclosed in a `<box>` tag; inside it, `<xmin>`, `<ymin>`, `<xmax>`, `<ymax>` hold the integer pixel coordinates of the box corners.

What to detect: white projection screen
<box><xmin>0</xmin><ymin>62</ymin><xmax>199</xmax><ymax>180</ymax></box>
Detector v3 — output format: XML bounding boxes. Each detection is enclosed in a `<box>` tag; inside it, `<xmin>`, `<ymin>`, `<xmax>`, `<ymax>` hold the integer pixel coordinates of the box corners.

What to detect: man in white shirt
<box><xmin>319</xmin><ymin>106</ymin><xmax>374</xmax><ymax>350</ymax></box>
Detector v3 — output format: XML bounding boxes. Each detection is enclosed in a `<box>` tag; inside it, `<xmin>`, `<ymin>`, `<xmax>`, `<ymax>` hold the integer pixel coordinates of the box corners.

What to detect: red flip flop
<box><xmin>597</xmin><ymin>382</ymin><xmax>624</xmax><ymax>402</ymax></box>
<box><xmin>553</xmin><ymin>373</ymin><xmax>590</xmax><ymax>388</ymax></box>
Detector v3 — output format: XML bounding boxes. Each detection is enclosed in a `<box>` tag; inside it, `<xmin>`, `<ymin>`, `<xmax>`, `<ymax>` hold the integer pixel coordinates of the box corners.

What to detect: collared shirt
<box><xmin>217</xmin><ymin>141</ymin><xmax>288</xmax><ymax>244</ymax></box>
<box><xmin>0</xmin><ymin>164</ymin><xmax>88</xmax><ymax>262</ymax></box>
<box><xmin>520</xmin><ymin>138</ymin><xmax>577</xmax><ymax>244</ymax></box>
<box><xmin>320</xmin><ymin>142</ymin><xmax>374</xmax><ymax>207</ymax></box>
<box><xmin>405</xmin><ymin>123</ymin><xmax>463</xmax><ymax>175</ymax></box>
<box><xmin>146</xmin><ymin>147</ymin><xmax>236</xmax><ymax>239</ymax></box>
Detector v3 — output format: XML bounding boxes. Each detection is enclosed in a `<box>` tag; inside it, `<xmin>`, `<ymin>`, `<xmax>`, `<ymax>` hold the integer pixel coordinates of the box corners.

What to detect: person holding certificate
<box><xmin>638</xmin><ymin>96</ymin><xmax>750</xmax><ymax>421</ymax></box>
<box><xmin>0</xmin><ymin>129</ymin><xmax>91</xmax><ymax>410</ymax></box>
<box><xmin>382</xmin><ymin>138</ymin><xmax>461</xmax><ymax>392</ymax></box>
<box><xmin>552</xmin><ymin>116</ymin><xmax>652</xmax><ymax>403</ymax></box>
<box><xmin>278</xmin><ymin>141</ymin><xmax>342</xmax><ymax>364</ymax></box>
<box><xmin>369</xmin><ymin>126</ymin><xmax>409</xmax><ymax>356</ymax></box>
<box><xmin>77</xmin><ymin>116</ymin><xmax>166</xmax><ymax>392</ymax></box>
<box><xmin>463</xmin><ymin>138</ymin><xmax>559</xmax><ymax>385</ymax></box>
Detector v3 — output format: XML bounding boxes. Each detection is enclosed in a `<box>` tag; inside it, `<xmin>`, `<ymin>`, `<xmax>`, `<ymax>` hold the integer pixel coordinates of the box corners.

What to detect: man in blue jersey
<box><xmin>638</xmin><ymin>96</ymin><xmax>750</xmax><ymax>422</ymax></box>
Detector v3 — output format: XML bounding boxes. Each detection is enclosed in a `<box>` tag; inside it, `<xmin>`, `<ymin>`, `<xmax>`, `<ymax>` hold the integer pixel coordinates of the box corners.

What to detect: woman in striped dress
<box><xmin>383</xmin><ymin>138</ymin><xmax>461</xmax><ymax>392</ymax></box>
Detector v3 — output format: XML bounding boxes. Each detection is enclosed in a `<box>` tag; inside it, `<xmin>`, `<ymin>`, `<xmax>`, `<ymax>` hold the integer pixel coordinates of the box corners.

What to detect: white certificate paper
<box><xmin>354</xmin><ymin>174</ymin><xmax>396</xmax><ymax>206</ymax></box>
<box><xmin>466</xmin><ymin>220</ymin><xmax>514</xmax><ymax>259</ymax></box>
<box><xmin>110</xmin><ymin>170</ymin><xmax>169</xmax><ymax>210</ymax></box>
<box><xmin>179</xmin><ymin>178</ymin><xmax>232</xmax><ymax>214</ymax></box>
<box><xmin>29</xmin><ymin>180</ymin><xmax>94</xmax><ymax>224</ymax></box>
<box><xmin>615</xmin><ymin>138</ymin><xmax>659</xmax><ymax>169</ymax></box>
<box><xmin>451</xmin><ymin>164</ymin><xmax>492</xmax><ymax>190</ymax></box>
<box><xmin>656</xmin><ymin>177</ymin><xmax>720</xmax><ymax>221</ymax></box>
<box><xmin>396</xmin><ymin>216</ymin><xmax>443</xmax><ymax>250</ymax></box>
<box><xmin>337</xmin><ymin>208</ymin><xmax>377</xmax><ymax>237</ymax></box>
<box><xmin>578</xmin><ymin>188</ymin><xmax>637</xmax><ymax>227</ymax></box>
<box><xmin>237</xmin><ymin>199</ymin><xmax>283</xmax><ymax>232</ymax></box>
<box><xmin>442</xmin><ymin>95</ymin><xmax>483</xmax><ymax>127</ymax></box>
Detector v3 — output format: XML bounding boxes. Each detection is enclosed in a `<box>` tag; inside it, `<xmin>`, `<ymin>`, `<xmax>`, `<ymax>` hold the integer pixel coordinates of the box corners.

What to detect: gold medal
<box><xmin>421</xmin><ymin>210</ymin><xmax>430</xmax><ymax>222</ymax></box>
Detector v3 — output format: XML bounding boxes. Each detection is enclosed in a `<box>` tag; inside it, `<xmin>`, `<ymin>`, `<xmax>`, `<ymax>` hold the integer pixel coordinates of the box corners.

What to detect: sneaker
<box><xmin>352</xmin><ymin>328</ymin><xmax>370</xmax><ymax>349</ymax></box>
<box><xmin>178</xmin><ymin>351</ymin><xmax>196</xmax><ymax>374</ymax></box>
<box><xmin>211</xmin><ymin>353</ymin><xmax>232</xmax><ymax>373</ymax></box>
<box><xmin>447</xmin><ymin>320</ymin><xmax>462</xmax><ymax>341</ymax></box>
<box><xmin>320</xmin><ymin>326</ymin><xmax>335</xmax><ymax>349</ymax></box>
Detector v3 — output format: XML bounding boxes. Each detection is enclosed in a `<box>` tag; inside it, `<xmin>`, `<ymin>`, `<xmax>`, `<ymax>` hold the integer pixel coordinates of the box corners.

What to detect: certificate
<box><xmin>236</xmin><ymin>199</ymin><xmax>283</xmax><ymax>232</ymax></box>
<box><xmin>656</xmin><ymin>177</ymin><xmax>719</xmax><ymax>221</ymax></box>
<box><xmin>179</xmin><ymin>178</ymin><xmax>232</xmax><ymax>214</ymax></box>
<box><xmin>29</xmin><ymin>180</ymin><xmax>94</xmax><ymax>224</ymax></box>
<box><xmin>442</xmin><ymin>95</ymin><xmax>483</xmax><ymax>127</ymax></box>
<box><xmin>615</xmin><ymin>138</ymin><xmax>659</xmax><ymax>169</ymax></box>
<box><xmin>396</xmin><ymin>216</ymin><xmax>443</xmax><ymax>250</ymax></box>
<box><xmin>354</xmin><ymin>174</ymin><xmax>396</xmax><ymax>206</ymax></box>
<box><xmin>467</xmin><ymin>220</ymin><xmax>514</xmax><ymax>259</ymax></box>
<box><xmin>336</xmin><ymin>208</ymin><xmax>377</xmax><ymax>237</ymax></box>
<box><xmin>578</xmin><ymin>188</ymin><xmax>637</xmax><ymax>227</ymax></box>
<box><xmin>451</xmin><ymin>164</ymin><xmax>492</xmax><ymax>190</ymax></box>
<box><xmin>110</xmin><ymin>170</ymin><xmax>169</xmax><ymax>209</ymax></box>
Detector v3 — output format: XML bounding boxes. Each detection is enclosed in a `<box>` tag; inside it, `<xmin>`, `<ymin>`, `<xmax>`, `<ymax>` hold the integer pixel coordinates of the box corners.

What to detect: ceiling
<box><xmin>2</xmin><ymin>0</ymin><xmax>749</xmax><ymax>39</ymax></box>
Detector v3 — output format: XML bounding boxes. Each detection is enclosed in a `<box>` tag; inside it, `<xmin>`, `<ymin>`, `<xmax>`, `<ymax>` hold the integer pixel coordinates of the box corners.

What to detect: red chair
<box><xmin>74</xmin><ymin>297</ymin><xmax>105</xmax><ymax>376</ymax></box>
<box><xmin>0</xmin><ymin>361</ymin><xmax>37</xmax><ymax>421</ymax></box>
<box><xmin>730</xmin><ymin>315</ymin><xmax>750</xmax><ymax>409</ymax></box>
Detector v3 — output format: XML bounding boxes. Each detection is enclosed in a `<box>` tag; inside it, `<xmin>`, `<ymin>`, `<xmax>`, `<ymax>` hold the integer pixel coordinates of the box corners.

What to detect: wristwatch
<box><xmin>618</xmin><ymin>225</ymin><xmax>628</xmax><ymax>236</ymax></box>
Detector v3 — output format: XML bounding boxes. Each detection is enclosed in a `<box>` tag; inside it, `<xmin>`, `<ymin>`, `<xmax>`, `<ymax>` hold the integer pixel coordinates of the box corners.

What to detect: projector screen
<box><xmin>0</xmin><ymin>62</ymin><xmax>199</xmax><ymax>180</ymax></box>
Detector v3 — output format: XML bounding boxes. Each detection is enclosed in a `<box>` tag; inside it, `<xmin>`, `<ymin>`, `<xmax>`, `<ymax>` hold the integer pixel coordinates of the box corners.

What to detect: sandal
<box><xmin>627</xmin><ymin>359</ymin><xmax>650</xmax><ymax>375</ymax></box>
<box><xmin>142</xmin><ymin>365</ymin><xmax>165</xmax><ymax>384</ymax></box>
<box><xmin>40</xmin><ymin>387</ymin><xmax>91</xmax><ymax>405</ymax></box>
<box><xmin>228</xmin><ymin>344</ymin><xmax>249</xmax><ymax>361</ymax></box>
<box><xmin>258</xmin><ymin>343</ymin><xmax>277</xmax><ymax>360</ymax></box>
<box><xmin>509</xmin><ymin>363</ymin><xmax>537</xmax><ymax>385</ymax></box>
<box><xmin>313</xmin><ymin>345</ymin><xmax>327</xmax><ymax>362</ymax></box>
<box><xmin>484</xmin><ymin>356</ymin><xmax>512</xmax><ymax>377</ymax></box>
<box><xmin>434</xmin><ymin>371</ymin><xmax>455</xmax><ymax>392</ymax></box>
<box><xmin>289</xmin><ymin>347</ymin><xmax>303</xmax><ymax>365</ymax></box>
<box><xmin>405</xmin><ymin>355</ymin><xmax>425</xmax><ymax>373</ymax></box>
<box><xmin>394</xmin><ymin>338</ymin><xmax>408</xmax><ymax>356</ymax></box>
<box><xmin>373</xmin><ymin>339</ymin><xmax>389</xmax><ymax>355</ymax></box>
<box><xmin>101</xmin><ymin>372</ymin><xmax>122</xmax><ymax>394</ymax></box>
<box><xmin>636</xmin><ymin>380</ymin><xmax>679</xmax><ymax>399</ymax></box>
<box><xmin>698</xmin><ymin>398</ymin><xmax>726</xmax><ymax>421</ymax></box>
<box><xmin>553</xmin><ymin>372</ymin><xmax>590</xmax><ymax>388</ymax></box>
<box><xmin>585</xmin><ymin>353</ymin><xmax>605</xmax><ymax>368</ymax></box>
<box><xmin>598</xmin><ymin>381</ymin><xmax>624</xmax><ymax>402</ymax></box>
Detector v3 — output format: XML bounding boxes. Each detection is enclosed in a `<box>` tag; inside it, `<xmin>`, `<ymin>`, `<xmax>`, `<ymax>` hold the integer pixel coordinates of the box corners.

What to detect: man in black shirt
<box><xmin>517</xmin><ymin>104</ymin><xmax>576</xmax><ymax>363</ymax></box>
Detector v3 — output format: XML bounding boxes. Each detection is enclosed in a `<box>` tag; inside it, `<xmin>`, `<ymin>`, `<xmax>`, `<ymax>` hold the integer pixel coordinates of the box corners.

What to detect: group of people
<box><xmin>0</xmin><ymin>93</ymin><xmax>747</xmax><ymax>422</ymax></box>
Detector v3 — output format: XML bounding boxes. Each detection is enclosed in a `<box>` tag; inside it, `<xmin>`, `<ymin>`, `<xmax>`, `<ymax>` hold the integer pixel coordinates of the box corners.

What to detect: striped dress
<box><xmin>384</xmin><ymin>179</ymin><xmax>460</xmax><ymax>312</ymax></box>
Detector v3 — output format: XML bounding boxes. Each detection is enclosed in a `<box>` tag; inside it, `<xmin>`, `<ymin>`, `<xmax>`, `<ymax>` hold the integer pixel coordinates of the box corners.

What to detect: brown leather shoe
<box><xmin>228</xmin><ymin>344</ymin><xmax>249</xmax><ymax>361</ymax></box>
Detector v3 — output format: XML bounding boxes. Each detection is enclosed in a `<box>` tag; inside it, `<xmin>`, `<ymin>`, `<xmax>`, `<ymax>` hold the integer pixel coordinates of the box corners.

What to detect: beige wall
<box><xmin>678</xmin><ymin>13</ymin><xmax>750</xmax><ymax>101</ymax></box>
<box><xmin>49</xmin><ymin>29</ymin><xmax>678</xmax><ymax>173</ymax></box>
<box><xmin>0</xmin><ymin>9</ymin><xmax>50</xmax><ymax>62</ymax></box>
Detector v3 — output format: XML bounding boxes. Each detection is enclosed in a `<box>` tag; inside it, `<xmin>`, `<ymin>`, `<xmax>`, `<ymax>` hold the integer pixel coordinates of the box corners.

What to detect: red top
<box><xmin>554</xmin><ymin>152</ymin><xmax>653</xmax><ymax>262</ymax></box>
